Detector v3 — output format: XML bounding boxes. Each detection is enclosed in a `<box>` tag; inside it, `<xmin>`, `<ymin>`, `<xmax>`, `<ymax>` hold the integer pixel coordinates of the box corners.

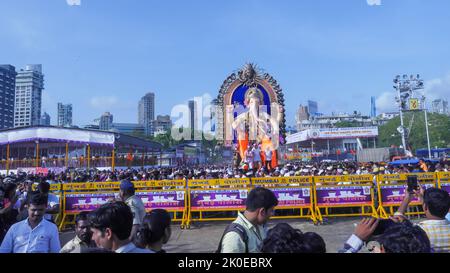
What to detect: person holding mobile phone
<box><xmin>395</xmin><ymin>186</ymin><xmax>450</xmax><ymax>253</ymax></box>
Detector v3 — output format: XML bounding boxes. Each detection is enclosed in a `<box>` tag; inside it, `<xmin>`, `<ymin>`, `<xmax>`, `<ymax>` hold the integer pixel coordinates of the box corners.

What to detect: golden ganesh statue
<box><xmin>231</xmin><ymin>87</ymin><xmax>282</xmax><ymax>169</ymax></box>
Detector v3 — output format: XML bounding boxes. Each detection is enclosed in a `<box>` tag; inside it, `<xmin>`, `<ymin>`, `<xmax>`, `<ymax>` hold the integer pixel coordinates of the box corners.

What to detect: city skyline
<box><xmin>2</xmin><ymin>1</ymin><xmax>450</xmax><ymax>128</ymax></box>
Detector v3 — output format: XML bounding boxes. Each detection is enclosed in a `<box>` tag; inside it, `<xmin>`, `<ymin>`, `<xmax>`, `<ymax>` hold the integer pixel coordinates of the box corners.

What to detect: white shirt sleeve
<box><xmin>0</xmin><ymin>225</ymin><xmax>15</xmax><ymax>253</ymax></box>
<box><xmin>49</xmin><ymin>224</ymin><xmax>61</xmax><ymax>253</ymax></box>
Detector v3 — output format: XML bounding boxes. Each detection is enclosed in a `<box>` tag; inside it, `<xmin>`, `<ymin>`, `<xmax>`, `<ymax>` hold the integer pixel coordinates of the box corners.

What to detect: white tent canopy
<box><xmin>0</xmin><ymin>127</ymin><xmax>115</xmax><ymax>146</ymax></box>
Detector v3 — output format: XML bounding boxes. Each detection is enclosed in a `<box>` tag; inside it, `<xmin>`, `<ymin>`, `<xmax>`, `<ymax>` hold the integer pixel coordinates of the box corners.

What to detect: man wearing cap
<box><xmin>119</xmin><ymin>180</ymin><xmax>146</xmax><ymax>241</ymax></box>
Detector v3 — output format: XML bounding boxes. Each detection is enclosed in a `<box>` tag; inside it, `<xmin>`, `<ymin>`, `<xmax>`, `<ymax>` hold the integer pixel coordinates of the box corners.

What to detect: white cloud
<box><xmin>367</xmin><ymin>0</ymin><xmax>381</xmax><ymax>6</ymax></box>
<box><xmin>424</xmin><ymin>74</ymin><xmax>450</xmax><ymax>103</ymax></box>
<box><xmin>376</xmin><ymin>73</ymin><xmax>450</xmax><ymax>113</ymax></box>
<box><xmin>376</xmin><ymin>91</ymin><xmax>397</xmax><ymax>113</ymax></box>
<box><xmin>66</xmin><ymin>0</ymin><xmax>81</xmax><ymax>6</ymax></box>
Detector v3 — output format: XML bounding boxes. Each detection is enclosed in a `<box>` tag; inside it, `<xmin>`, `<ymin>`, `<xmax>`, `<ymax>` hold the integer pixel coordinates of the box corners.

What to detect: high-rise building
<box><xmin>150</xmin><ymin>115</ymin><xmax>172</xmax><ymax>137</ymax></box>
<box><xmin>40</xmin><ymin>112</ymin><xmax>51</xmax><ymax>126</ymax></box>
<box><xmin>188</xmin><ymin>100</ymin><xmax>198</xmax><ymax>138</ymax></box>
<box><xmin>99</xmin><ymin>112</ymin><xmax>113</xmax><ymax>130</ymax></box>
<box><xmin>0</xmin><ymin>65</ymin><xmax>17</xmax><ymax>129</ymax></box>
<box><xmin>111</xmin><ymin>123</ymin><xmax>145</xmax><ymax>135</ymax></box>
<box><xmin>57</xmin><ymin>103</ymin><xmax>73</xmax><ymax>127</ymax></box>
<box><xmin>431</xmin><ymin>99</ymin><xmax>449</xmax><ymax>115</ymax></box>
<box><xmin>296</xmin><ymin>105</ymin><xmax>310</xmax><ymax>131</ymax></box>
<box><xmin>14</xmin><ymin>65</ymin><xmax>44</xmax><ymax>128</ymax></box>
<box><xmin>307</xmin><ymin>100</ymin><xmax>318</xmax><ymax>117</ymax></box>
<box><xmin>370</xmin><ymin>96</ymin><xmax>377</xmax><ymax>118</ymax></box>
<box><xmin>138</xmin><ymin>92</ymin><xmax>155</xmax><ymax>135</ymax></box>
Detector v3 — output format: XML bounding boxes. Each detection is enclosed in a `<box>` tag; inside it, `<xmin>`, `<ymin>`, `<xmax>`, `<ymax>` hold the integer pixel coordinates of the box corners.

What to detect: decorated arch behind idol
<box><xmin>215</xmin><ymin>63</ymin><xmax>286</xmax><ymax>168</ymax></box>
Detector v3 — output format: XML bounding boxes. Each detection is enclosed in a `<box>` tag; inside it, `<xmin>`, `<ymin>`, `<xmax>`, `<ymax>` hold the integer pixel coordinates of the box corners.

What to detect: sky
<box><xmin>1</xmin><ymin>0</ymin><xmax>450</xmax><ymax>127</ymax></box>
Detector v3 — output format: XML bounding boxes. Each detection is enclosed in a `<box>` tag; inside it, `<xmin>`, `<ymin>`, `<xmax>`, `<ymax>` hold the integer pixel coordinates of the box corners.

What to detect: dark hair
<box><xmin>375</xmin><ymin>221</ymin><xmax>431</xmax><ymax>253</ymax></box>
<box><xmin>29</xmin><ymin>192</ymin><xmax>48</xmax><ymax>206</ymax></box>
<box><xmin>37</xmin><ymin>182</ymin><xmax>50</xmax><ymax>194</ymax></box>
<box><xmin>261</xmin><ymin>223</ymin><xmax>326</xmax><ymax>253</ymax></box>
<box><xmin>245</xmin><ymin>187</ymin><xmax>278</xmax><ymax>212</ymax></box>
<box><xmin>302</xmin><ymin>232</ymin><xmax>327</xmax><ymax>253</ymax></box>
<box><xmin>2</xmin><ymin>183</ymin><xmax>17</xmax><ymax>198</ymax></box>
<box><xmin>136</xmin><ymin>209</ymin><xmax>171</xmax><ymax>247</ymax></box>
<box><xmin>89</xmin><ymin>201</ymin><xmax>133</xmax><ymax>240</ymax></box>
<box><xmin>75</xmin><ymin>211</ymin><xmax>90</xmax><ymax>225</ymax></box>
<box><xmin>423</xmin><ymin>188</ymin><xmax>450</xmax><ymax>218</ymax></box>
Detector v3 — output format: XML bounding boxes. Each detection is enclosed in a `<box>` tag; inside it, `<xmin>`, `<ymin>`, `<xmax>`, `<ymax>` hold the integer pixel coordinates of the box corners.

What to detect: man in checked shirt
<box><xmin>394</xmin><ymin>187</ymin><xmax>450</xmax><ymax>253</ymax></box>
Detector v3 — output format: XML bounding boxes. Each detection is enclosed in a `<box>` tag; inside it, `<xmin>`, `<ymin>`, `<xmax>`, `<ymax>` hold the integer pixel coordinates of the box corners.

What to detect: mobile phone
<box><xmin>407</xmin><ymin>175</ymin><xmax>419</xmax><ymax>193</ymax></box>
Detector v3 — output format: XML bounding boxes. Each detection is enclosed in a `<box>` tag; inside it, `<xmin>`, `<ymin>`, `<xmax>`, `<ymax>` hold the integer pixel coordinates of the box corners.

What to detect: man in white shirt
<box><xmin>0</xmin><ymin>192</ymin><xmax>61</xmax><ymax>253</ymax></box>
<box><xmin>90</xmin><ymin>201</ymin><xmax>151</xmax><ymax>253</ymax></box>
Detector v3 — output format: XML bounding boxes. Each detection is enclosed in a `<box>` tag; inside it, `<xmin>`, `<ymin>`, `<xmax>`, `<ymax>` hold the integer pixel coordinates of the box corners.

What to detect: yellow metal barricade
<box><xmin>313</xmin><ymin>175</ymin><xmax>378</xmax><ymax>223</ymax></box>
<box><xmin>251</xmin><ymin>176</ymin><xmax>318</xmax><ymax>224</ymax></box>
<box><xmin>185</xmin><ymin>178</ymin><xmax>251</xmax><ymax>228</ymax></box>
<box><xmin>59</xmin><ymin>180</ymin><xmax>188</xmax><ymax>230</ymax></box>
<box><xmin>133</xmin><ymin>180</ymin><xmax>188</xmax><ymax>227</ymax></box>
<box><xmin>437</xmin><ymin>172</ymin><xmax>450</xmax><ymax>194</ymax></box>
<box><xmin>59</xmin><ymin>182</ymin><xmax>119</xmax><ymax>230</ymax></box>
<box><xmin>376</xmin><ymin>173</ymin><xmax>437</xmax><ymax>218</ymax></box>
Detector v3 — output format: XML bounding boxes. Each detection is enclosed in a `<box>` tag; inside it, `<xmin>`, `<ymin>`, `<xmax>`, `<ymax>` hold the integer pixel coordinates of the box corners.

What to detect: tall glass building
<box><xmin>138</xmin><ymin>92</ymin><xmax>155</xmax><ymax>135</ymax></box>
<box><xmin>14</xmin><ymin>65</ymin><xmax>44</xmax><ymax>127</ymax></box>
<box><xmin>0</xmin><ymin>65</ymin><xmax>17</xmax><ymax>129</ymax></box>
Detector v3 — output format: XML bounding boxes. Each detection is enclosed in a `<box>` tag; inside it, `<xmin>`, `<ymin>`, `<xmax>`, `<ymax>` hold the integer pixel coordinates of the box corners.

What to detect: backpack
<box><xmin>216</xmin><ymin>223</ymin><xmax>249</xmax><ymax>253</ymax></box>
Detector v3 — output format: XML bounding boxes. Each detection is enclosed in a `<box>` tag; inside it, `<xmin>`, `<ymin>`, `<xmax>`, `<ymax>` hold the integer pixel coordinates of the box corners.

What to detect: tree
<box><xmin>378</xmin><ymin>112</ymin><xmax>450</xmax><ymax>153</ymax></box>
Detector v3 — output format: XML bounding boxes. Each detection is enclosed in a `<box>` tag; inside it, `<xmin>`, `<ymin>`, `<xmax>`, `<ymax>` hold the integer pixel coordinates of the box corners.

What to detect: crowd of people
<box><xmin>0</xmin><ymin>158</ymin><xmax>448</xmax><ymax>185</ymax></box>
<box><xmin>0</xmin><ymin>176</ymin><xmax>449</xmax><ymax>253</ymax></box>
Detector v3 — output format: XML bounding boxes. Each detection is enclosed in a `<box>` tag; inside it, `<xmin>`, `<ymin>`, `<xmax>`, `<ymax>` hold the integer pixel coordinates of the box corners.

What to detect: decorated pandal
<box><xmin>215</xmin><ymin>63</ymin><xmax>286</xmax><ymax>170</ymax></box>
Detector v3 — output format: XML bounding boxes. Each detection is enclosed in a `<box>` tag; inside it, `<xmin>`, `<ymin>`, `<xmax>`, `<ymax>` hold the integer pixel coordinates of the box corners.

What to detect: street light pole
<box><xmin>395</xmin><ymin>80</ymin><xmax>407</xmax><ymax>150</ymax></box>
<box><xmin>422</xmin><ymin>96</ymin><xmax>432</xmax><ymax>159</ymax></box>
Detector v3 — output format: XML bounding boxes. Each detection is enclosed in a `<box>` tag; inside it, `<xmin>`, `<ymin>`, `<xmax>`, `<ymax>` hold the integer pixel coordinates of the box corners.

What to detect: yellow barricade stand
<box><xmin>437</xmin><ymin>172</ymin><xmax>450</xmax><ymax>194</ymax></box>
<box><xmin>251</xmin><ymin>176</ymin><xmax>318</xmax><ymax>224</ymax></box>
<box><xmin>376</xmin><ymin>173</ymin><xmax>437</xmax><ymax>218</ymax></box>
<box><xmin>185</xmin><ymin>178</ymin><xmax>251</xmax><ymax>228</ymax></box>
<box><xmin>59</xmin><ymin>181</ymin><xmax>119</xmax><ymax>230</ymax></box>
<box><xmin>313</xmin><ymin>175</ymin><xmax>378</xmax><ymax>223</ymax></box>
<box><xmin>133</xmin><ymin>180</ymin><xmax>188</xmax><ymax>228</ymax></box>
<box><xmin>59</xmin><ymin>180</ymin><xmax>188</xmax><ymax>231</ymax></box>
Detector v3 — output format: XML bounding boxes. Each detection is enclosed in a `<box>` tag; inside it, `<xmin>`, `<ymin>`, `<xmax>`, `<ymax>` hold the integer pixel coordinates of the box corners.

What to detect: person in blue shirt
<box><xmin>0</xmin><ymin>192</ymin><xmax>61</xmax><ymax>253</ymax></box>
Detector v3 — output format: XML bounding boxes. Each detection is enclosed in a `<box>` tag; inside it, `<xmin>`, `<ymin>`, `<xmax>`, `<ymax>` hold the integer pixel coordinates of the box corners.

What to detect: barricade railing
<box><xmin>376</xmin><ymin>173</ymin><xmax>437</xmax><ymax>218</ymax></box>
<box><xmin>313</xmin><ymin>175</ymin><xmax>378</xmax><ymax>222</ymax></box>
<box><xmin>438</xmin><ymin>172</ymin><xmax>450</xmax><ymax>194</ymax></box>
<box><xmin>251</xmin><ymin>176</ymin><xmax>318</xmax><ymax>224</ymax></box>
<box><xmin>184</xmin><ymin>178</ymin><xmax>251</xmax><ymax>228</ymax></box>
<box><xmin>58</xmin><ymin>179</ymin><xmax>188</xmax><ymax>231</ymax></box>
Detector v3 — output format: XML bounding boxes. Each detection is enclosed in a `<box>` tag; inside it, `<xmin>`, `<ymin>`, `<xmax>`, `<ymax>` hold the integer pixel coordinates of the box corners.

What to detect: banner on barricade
<box><xmin>190</xmin><ymin>189</ymin><xmax>248</xmax><ymax>209</ymax></box>
<box><xmin>315</xmin><ymin>175</ymin><xmax>374</xmax><ymax>184</ymax></box>
<box><xmin>271</xmin><ymin>188</ymin><xmax>311</xmax><ymax>207</ymax></box>
<box><xmin>316</xmin><ymin>186</ymin><xmax>372</xmax><ymax>206</ymax></box>
<box><xmin>379</xmin><ymin>173</ymin><xmax>436</xmax><ymax>181</ymax></box>
<box><xmin>65</xmin><ymin>192</ymin><xmax>117</xmax><ymax>213</ymax></box>
<box><xmin>63</xmin><ymin>182</ymin><xmax>120</xmax><ymax>191</ymax></box>
<box><xmin>188</xmin><ymin>178</ymin><xmax>249</xmax><ymax>187</ymax></box>
<box><xmin>441</xmin><ymin>183</ymin><xmax>450</xmax><ymax>194</ymax></box>
<box><xmin>252</xmin><ymin>176</ymin><xmax>312</xmax><ymax>185</ymax></box>
<box><xmin>379</xmin><ymin>183</ymin><xmax>435</xmax><ymax>205</ymax></box>
<box><xmin>136</xmin><ymin>191</ymin><xmax>185</xmax><ymax>211</ymax></box>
